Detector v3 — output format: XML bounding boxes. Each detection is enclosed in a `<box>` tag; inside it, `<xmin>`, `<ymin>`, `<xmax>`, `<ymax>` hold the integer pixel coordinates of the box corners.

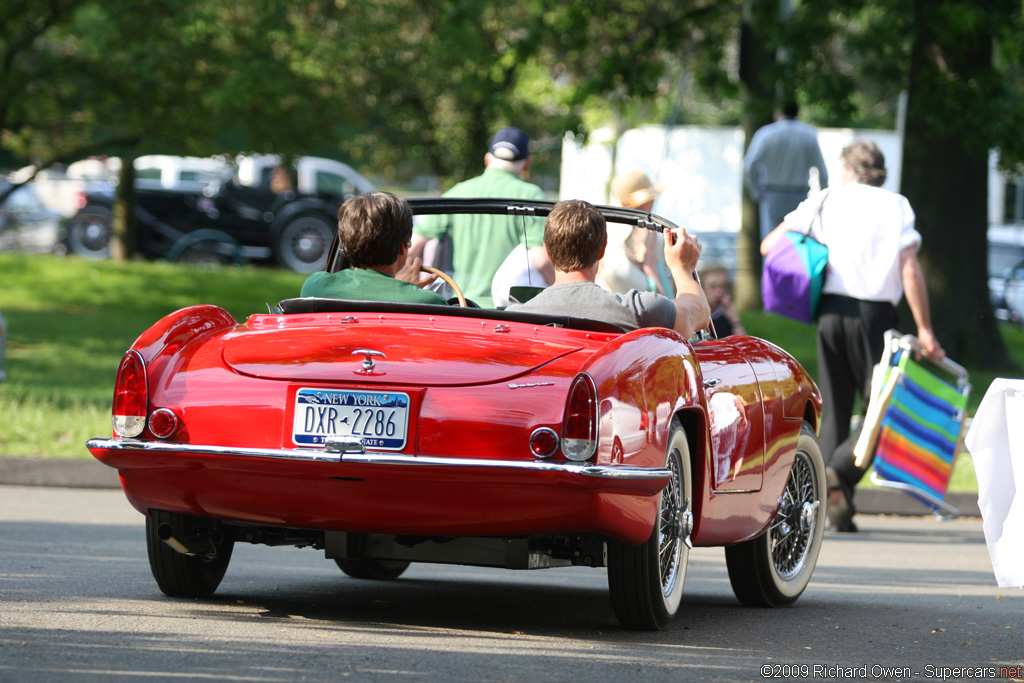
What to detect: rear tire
<box><xmin>146</xmin><ymin>510</ymin><xmax>234</xmax><ymax>598</ymax></box>
<box><xmin>66</xmin><ymin>205</ymin><xmax>112</xmax><ymax>260</ymax></box>
<box><xmin>726</xmin><ymin>423</ymin><xmax>825</xmax><ymax>607</ymax></box>
<box><xmin>607</xmin><ymin>419</ymin><xmax>691</xmax><ymax>630</ymax></box>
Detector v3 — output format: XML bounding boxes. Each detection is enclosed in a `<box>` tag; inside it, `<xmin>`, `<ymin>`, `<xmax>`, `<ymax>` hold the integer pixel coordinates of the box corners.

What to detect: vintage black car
<box><xmin>63</xmin><ymin>155</ymin><xmax>375</xmax><ymax>272</ymax></box>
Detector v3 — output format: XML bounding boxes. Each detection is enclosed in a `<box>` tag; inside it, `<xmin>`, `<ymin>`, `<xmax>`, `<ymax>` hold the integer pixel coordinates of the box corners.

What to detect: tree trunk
<box><xmin>110</xmin><ymin>156</ymin><xmax>137</xmax><ymax>261</ymax></box>
<box><xmin>735</xmin><ymin>0</ymin><xmax>776</xmax><ymax>311</ymax></box>
<box><xmin>899</xmin><ymin>0</ymin><xmax>1012</xmax><ymax>370</ymax></box>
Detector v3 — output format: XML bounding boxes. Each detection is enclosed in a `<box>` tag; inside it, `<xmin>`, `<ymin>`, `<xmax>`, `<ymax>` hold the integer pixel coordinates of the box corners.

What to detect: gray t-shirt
<box><xmin>506</xmin><ymin>281</ymin><xmax>676</xmax><ymax>331</ymax></box>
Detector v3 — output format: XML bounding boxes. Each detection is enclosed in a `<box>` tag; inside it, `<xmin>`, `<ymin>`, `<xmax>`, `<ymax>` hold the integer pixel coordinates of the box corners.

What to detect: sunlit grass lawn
<box><xmin>1</xmin><ymin>253</ymin><xmax>305</xmax><ymax>458</ymax></box>
<box><xmin>2</xmin><ymin>251</ymin><xmax>1021</xmax><ymax>495</ymax></box>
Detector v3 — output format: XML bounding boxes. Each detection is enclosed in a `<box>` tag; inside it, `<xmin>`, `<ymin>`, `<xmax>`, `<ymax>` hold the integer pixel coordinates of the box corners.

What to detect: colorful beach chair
<box><xmin>853</xmin><ymin>331</ymin><xmax>971</xmax><ymax>518</ymax></box>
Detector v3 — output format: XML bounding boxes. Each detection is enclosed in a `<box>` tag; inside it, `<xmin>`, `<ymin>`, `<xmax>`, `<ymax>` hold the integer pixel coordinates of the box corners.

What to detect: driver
<box><xmin>300</xmin><ymin>191</ymin><xmax>446</xmax><ymax>304</ymax></box>
<box><xmin>506</xmin><ymin>199</ymin><xmax>711</xmax><ymax>337</ymax></box>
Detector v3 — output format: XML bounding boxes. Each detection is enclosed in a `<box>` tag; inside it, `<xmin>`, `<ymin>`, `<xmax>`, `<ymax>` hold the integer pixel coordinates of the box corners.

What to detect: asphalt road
<box><xmin>1</xmin><ymin>485</ymin><xmax>1019</xmax><ymax>683</ymax></box>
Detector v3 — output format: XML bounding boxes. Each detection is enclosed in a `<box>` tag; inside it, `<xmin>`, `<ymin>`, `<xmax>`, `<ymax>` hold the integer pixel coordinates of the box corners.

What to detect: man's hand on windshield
<box><xmin>664</xmin><ymin>227</ymin><xmax>702</xmax><ymax>276</ymax></box>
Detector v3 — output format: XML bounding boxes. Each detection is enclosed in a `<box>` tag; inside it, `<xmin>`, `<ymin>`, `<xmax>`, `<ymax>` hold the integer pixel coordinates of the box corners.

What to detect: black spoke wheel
<box><xmin>66</xmin><ymin>205</ymin><xmax>112</xmax><ymax>260</ymax></box>
<box><xmin>726</xmin><ymin>422</ymin><xmax>826</xmax><ymax>607</ymax></box>
<box><xmin>276</xmin><ymin>213</ymin><xmax>334</xmax><ymax>273</ymax></box>
<box><xmin>146</xmin><ymin>510</ymin><xmax>234</xmax><ymax>598</ymax></box>
<box><xmin>607</xmin><ymin>418</ymin><xmax>691</xmax><ymax>630</ymax></box>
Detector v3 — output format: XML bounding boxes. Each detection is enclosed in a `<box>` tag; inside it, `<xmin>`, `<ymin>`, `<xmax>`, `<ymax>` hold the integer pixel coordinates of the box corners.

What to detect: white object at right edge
<box><xmin>964</xmin><ymin>378</ymin><xmax>1024</xmax><ymax>588</ymax></box>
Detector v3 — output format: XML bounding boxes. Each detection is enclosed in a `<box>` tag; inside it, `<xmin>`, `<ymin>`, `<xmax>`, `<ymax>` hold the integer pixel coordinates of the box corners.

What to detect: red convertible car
<box><xmin>87</xmin><ymin>198</ymin><xmax>825</xmax><ymax>630</ymax></box>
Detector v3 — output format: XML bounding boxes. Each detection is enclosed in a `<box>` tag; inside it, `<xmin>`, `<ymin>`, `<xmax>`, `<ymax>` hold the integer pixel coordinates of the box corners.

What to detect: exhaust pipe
<box><xmin>157</xmin><ymin>523</ymin><xmax>218</xmax><ymax>556</ymax></box>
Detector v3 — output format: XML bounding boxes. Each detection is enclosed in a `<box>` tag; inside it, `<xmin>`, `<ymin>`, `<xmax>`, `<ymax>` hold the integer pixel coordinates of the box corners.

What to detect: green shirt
<box><xmin>415</xmin><ymin>168</ymin><xmax>546</xmax><ymax>308</ymax></box>
<box><xmin>300</xmin><ymin>268</ymin><xmax>447</xmax><ymax>305</ymax></box>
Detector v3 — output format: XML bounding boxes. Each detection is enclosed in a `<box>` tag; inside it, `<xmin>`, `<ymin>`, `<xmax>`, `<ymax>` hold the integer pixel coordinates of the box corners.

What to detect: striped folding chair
<box><xmin>855</xmin><ymin>331</ymin><xmax>971</xmax><ymax>519</ymax></box>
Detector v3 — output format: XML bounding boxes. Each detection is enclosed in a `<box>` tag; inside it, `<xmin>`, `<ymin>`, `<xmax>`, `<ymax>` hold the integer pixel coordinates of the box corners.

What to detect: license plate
<box><xmin>293</xmin><ymin>388</ymin><xmax>410</xmax><ymax>450</ymax></box>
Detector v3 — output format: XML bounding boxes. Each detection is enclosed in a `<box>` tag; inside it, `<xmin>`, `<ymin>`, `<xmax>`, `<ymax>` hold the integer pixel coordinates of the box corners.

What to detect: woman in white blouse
<box><xmin>761</xmin><ymin>139</ymin><xmax>945</xmax><ymax>532</ymax></box>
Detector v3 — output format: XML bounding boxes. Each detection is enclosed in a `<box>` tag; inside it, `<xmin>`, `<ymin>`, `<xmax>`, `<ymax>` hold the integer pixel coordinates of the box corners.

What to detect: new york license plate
<box><xmin>293</xmin><ymin>388</ymin><xmax>410</xmax><ymax>450</ymax></box>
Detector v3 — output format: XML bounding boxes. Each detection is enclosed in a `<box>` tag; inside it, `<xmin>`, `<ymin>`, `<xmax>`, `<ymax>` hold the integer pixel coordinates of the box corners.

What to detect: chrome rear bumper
<box><xmin>86</xmin><ymin>437</ymin><xmax>671</xmax><ymax>481</ymax></box>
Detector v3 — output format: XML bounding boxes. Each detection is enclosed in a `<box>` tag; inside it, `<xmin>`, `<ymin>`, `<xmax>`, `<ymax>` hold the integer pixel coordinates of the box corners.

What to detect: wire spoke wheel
<box><xmin>658</xmin><ymin>449</ymin><xmax>685</xmax><ymax>598</ymax></box>
<box><xmin>608</xmin><ymin>418</ymin><xmax>691</xmax><ymax>630</ymax></box>
<box><xmin>769</xmin><ymin>448</ymin><xmax>818</xmax><ymax>580</ymax></box>
<box><xmin>725</xmin><ymin>423</ymin><xmax>826</xmax><ymax>607</ymax></box>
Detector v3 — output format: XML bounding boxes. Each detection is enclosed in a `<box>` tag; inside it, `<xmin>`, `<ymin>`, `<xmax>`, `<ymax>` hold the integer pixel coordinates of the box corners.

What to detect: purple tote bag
<box><xmin>761</xmin><ymin>231</ymin><xmax>829</xmax><ymax>324</ymax></box>
<box><xmin>761</xmin><ymin>191</ymin><xmax>830</xmax><ymax>324</ymax></box>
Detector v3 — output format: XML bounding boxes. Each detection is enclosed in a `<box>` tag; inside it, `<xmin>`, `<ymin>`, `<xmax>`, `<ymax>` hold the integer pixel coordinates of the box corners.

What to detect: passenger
<box><xmin>506</xmin><ymin>199</ymin><xmax>710</xmax><ymax>337</ymax></box>
<box><xmin>300</xmin><ymin>191</ymin><xmax>446</xmax><ymax>304</ymax></box>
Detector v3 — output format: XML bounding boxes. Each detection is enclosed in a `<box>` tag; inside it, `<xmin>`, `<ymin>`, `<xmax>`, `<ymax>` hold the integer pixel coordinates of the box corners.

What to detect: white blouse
<box><xmin>785</xmin><ymin>183</ymin><xmax>921</xmax><ymax>306</ymax></box>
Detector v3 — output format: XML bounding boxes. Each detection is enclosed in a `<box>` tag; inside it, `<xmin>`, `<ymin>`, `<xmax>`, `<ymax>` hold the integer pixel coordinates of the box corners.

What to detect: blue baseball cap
<box><xmin>489</xmin><ymin>127</ymin><xmax>530</xmax><ymax>161</ymax></box>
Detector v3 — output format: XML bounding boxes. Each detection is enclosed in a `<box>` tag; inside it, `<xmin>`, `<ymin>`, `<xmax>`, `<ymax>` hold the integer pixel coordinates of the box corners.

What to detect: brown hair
<box><xmin>543</xmin><ymin>199</ymin><xmax>606</xmax><ymax>272</ymax></box>
<box><xmin>337</xmin><ymin>191</ymin><xmax>413</xmax><ymax>268</ymax></box>
<box><xmin>841</xmin><ymin>140</ymin><xmax>887</xmax><ymax>187</ymax></box>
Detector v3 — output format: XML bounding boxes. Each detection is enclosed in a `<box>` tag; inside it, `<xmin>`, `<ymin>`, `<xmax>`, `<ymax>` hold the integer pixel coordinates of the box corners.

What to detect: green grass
<box><xmin>1</xmin><ymin>252</ymin><xmax>1020</xmax><ymax>496</ymax></box>
<box><xmin>1</xmin><ymin>253</ymin><xmax>306</xmax><ymax>458</ymax></box>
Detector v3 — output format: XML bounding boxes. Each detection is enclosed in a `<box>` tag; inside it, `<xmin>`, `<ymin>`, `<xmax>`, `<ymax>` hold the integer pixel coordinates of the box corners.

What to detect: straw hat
<box><xmin>610</xmin><ymin>171</ymin><xmax>664</xmax><ymax>209</ymax></box>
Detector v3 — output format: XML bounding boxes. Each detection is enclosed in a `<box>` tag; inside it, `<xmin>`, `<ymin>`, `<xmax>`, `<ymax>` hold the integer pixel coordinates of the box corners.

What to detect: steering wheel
<box><xmin>422</xmin><ymin>265</ymin><xmax>466</xmax><ymax>307</ymax></box>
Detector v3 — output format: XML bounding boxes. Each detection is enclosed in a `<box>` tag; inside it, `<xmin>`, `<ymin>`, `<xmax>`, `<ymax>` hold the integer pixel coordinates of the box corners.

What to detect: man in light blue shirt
<box><xmin>743</xmin><ymin>103</ymin><xmax>829</xmax><ymax>239</ymax></box>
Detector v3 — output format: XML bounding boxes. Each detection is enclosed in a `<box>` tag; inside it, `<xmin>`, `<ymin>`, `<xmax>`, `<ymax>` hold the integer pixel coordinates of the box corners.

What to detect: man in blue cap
<box><xmin>410</xmin><ymin>127</ymin><xmax>554</xmax><ymax>308</ymax></box>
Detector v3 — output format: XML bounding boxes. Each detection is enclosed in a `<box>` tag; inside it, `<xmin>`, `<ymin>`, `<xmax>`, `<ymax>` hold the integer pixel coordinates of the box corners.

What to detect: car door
<box><xmin>693</xmin><ymin>338</ymin><xmax>767</xmax><ymax>492</ymax></box>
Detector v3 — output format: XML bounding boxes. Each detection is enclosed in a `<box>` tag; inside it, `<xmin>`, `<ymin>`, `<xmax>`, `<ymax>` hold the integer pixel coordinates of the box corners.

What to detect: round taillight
<box><xmin>562</xmin><ymin>373</ymin><xmax>598</xmax><ymax>461</ymax></box>
<box><xmin>529</xmin><ymin>428</ymin><xmax>559</xmax><ymax>458</ymax></box>
<box><xmin>148</xmin><ymin>408</ymin><xmax>179</xmax><ymax>439</ymax></box>
<box><xmin>112</xmin><ymin>350</ymin><xmax>148</xmax><ymax>438</ymax></box>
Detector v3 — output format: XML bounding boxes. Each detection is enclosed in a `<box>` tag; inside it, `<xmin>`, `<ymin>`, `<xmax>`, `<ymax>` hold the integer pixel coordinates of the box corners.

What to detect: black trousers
<box><xmin>815</xmin><ymin>294</ymin><xmax>899</xmax><ymax>492</ymax></box>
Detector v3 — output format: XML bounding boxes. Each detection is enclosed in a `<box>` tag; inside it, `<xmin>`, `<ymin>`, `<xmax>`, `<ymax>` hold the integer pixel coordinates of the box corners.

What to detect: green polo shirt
<box><xmin>300</xmin><ymin>268</ymin><xmax>447</xmax><ymax>305</ymax></box>
<box><xmin>415</xmin><ymin>168</ymin><xmax>546</xmax><ymax>308</ymax></box>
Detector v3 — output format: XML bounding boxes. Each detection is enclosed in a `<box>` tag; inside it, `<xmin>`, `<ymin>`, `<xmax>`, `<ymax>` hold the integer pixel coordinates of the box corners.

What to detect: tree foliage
<box><xmin>3</xmin><ymin>0</ymin><xmax>1022</xmax><ymax>367</ymax></box>
<box><xmin>778</xmin><ymin>0</ymin><xmax>1024</xmax><ymax>368</ymax></box>
<box><xmin>0</xmin><ymin>1</ymin><xmax>342</xmax><ymax>184</ymax></box>
<box><xmin>897</xmin><ymin>0</ymin><xmax>1020</xmax><ymax>368</ymax></box>
<box><xmin>289</xmin><ymin>1</ymin><xmax>563</xmax><ymax>185</ymax></box>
